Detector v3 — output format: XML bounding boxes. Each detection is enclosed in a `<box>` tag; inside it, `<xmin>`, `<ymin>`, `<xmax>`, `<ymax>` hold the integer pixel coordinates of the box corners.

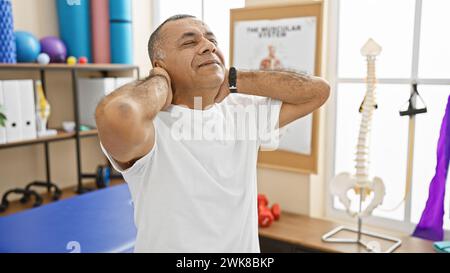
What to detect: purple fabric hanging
<box><xmin>413</xmin><ymin>95</ymin><xmax>450</xmax><ymax>241</ymax></box>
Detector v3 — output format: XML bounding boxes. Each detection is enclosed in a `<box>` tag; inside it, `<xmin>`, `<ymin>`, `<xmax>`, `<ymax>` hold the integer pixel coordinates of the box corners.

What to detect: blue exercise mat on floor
<box><xmin>0</xmin><ymin>184</ymin><xmax>136</xmax><ymax>253</ymax></box>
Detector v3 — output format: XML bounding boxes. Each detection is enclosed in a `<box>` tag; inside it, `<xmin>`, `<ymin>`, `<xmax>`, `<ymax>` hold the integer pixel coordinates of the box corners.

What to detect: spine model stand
<box><xmin>322</xmin><ymin>39</ymin><xmax>401</xmax><ymax>253</ymax></box>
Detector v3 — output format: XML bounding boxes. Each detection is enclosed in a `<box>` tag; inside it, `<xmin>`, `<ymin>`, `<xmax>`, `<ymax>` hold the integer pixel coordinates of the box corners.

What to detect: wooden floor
<box><xmin>0</xmin><ymin>179</ymin><xmax>126</xmax><ymax>217</ymax></box>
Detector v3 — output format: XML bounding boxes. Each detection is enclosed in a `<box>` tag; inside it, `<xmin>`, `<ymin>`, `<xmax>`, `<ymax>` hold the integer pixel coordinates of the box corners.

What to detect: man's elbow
<box><xmin>295</xmin><ymin>76</ymin><xmax>331</xmax><ymax>107</ymax></box>
<box><xmin>95</xmin><ymin>96</ymin><xmax>138</xmax><ymax>135</ymax></box>
<box><xmin>319</xmin><ymin>78</ymin><xmax>331</xmax><ymax>104</ymax></box>
<box><xmin>311</xmin><ymin>77</ymin><xmax>330</xmax><ymax>108</ymax></box>
<box><xmin>95</xmin><ymin>97</ymin><xmax>107</xmax><ymax>126</ymax></box>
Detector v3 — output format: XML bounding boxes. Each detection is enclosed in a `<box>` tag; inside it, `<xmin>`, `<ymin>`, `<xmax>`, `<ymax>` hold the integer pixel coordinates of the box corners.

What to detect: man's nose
<box><xmin>199</xmin><ymin>38</ymin><xmax>216</xmax><ymax>55</ymax></box>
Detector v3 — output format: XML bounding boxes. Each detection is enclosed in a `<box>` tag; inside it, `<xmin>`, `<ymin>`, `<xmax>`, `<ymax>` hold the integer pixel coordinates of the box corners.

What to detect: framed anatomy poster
<box><xmin>230</xmin><ymin>3</ymin><xmax>323</xmax><ymax>174</ymax></box>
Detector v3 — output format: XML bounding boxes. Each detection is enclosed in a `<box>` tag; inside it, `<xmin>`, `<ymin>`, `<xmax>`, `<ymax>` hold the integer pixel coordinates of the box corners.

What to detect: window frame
<box><xmin>325</xmin><ymin>0</ymin><xmax>450</xmax><ymax>239</ymax></box>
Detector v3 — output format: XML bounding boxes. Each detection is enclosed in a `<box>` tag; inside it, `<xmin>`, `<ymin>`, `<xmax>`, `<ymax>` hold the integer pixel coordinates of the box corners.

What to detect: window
<box><xmin>418</xmin><ymin>0</ymin><xmax>450</xmax><ymax>78</ymax></box>
<box><xmin>152</xmin><ymin>0</ymin><xmax>245</xmax><ymax>65</ymax></box>
<box><xmin>334</xmin><ymin>83</ymin><xmax>410</xmax><ymax>221</ymax></box>
<box><xmin>331</xmin><ymin>0</ymin><xmax>450</xmax><ymax>234</ymax></box>
<box><xmin>338</xmin><ymin>0</ymin><xmax>415</xmax><ymax>79</ymax></box>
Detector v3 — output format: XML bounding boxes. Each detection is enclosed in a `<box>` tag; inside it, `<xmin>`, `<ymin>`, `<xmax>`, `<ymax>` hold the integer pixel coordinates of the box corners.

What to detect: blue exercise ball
<box><xmin>15</xmin><ymin>31</ymin><xmax>41</xmax><ymax>63</ymax></box>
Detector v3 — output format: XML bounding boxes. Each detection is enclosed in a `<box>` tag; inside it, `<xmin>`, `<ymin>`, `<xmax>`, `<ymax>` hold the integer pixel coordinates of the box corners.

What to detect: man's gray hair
<box><xmin>148</xmin><ymin>14</ymin><xmax>196</xmax><ymax>64</ymax></box>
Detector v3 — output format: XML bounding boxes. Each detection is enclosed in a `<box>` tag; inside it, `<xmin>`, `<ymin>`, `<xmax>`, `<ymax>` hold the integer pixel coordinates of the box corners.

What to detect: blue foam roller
<box><xmin>110</xmin><ymin>22</ymin><xmax>133</xmax><ymax>64</ymax></box>
<box><xmin>0</xmin><ymin>0</ymin><xmax>16</xmax><ymax>63</ymax></box>
<box><xmin>109</xmin><ymin>0</ymin><xmax>132</xmax><ymax>21</ymax></box>
<box><xmin>56</xmin><ymin>0</ymin><xmax>92</xmax><ymax>61</ymax></box>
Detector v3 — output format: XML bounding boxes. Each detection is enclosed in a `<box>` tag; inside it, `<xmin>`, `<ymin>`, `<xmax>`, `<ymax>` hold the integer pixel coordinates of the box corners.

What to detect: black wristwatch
<box><xmin>229</xmin><ymin>67</ymin><xmax>238</xmax><ymax>93</ymax></box>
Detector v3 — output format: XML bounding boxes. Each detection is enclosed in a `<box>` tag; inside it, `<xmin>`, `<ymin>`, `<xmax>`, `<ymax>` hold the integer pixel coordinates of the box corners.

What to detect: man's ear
<box><xmin>153</xmin><ymin>60</ymin><xmax>165</xmax><ymax>69</ymax></box>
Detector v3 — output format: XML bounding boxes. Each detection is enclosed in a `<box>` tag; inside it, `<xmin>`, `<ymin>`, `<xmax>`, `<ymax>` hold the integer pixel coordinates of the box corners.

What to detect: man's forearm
<box><xmin>97</xmin><ymin>75</ymin><xmax>169</xmax><ymax>124</ymax></box>
<box><xmin>95</xmin><ymin>75</ymin><xmax>169</xmax><ymax>164</ymax></box>
<box><xmin>237</xmin><ymin>70</ymin><xmax>329</xmax><ymax>105</ymax></box>
<box><xmin>134</xmin><ymin>75</ymin><xmax>170</xmax><ymax>119</ymax></box>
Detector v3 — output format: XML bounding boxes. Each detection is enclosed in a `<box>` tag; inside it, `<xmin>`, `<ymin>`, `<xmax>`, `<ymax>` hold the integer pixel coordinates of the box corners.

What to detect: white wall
<box><xmin>132</xmin><ymin>0</ymin><xmax>153</xmax><ymax>76</ymax></box>
<box><xmin>11</xmin><ymin>0</ymin><xmax>59</xmax><ymax>37</ymax></box>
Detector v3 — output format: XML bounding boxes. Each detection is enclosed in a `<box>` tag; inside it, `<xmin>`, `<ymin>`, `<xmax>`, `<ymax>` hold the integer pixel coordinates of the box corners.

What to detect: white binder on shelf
<box><xmin>18</xmin><ymin>80</ymin><xmax>37</xmax><ymax>140</ymax></box>
<box><xmin>78</xmin><ymin>78</ymin><xmax>116</xmax><ymax>128</ymax></box>
<box><xmin>2</xmin><ymin>80</ymin><xmax>23</xmax><ymax>143</ymax></box>
<box><xmin>0</xmin><ymin>81</ymin><xmax>7</xmax><ymax>144</ymax></box>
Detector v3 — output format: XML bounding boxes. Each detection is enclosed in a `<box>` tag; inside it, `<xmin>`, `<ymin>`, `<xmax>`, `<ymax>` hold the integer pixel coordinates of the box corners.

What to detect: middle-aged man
<box><xmin>95</xmin><ymin>14</ymin><xmax>330</xmax><ymax>252</ymax></box>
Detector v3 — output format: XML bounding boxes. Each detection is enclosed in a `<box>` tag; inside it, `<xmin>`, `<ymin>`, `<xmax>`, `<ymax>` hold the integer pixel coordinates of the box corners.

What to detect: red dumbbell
<box><xmin>271</xmin><ymin>203</ymin><xmax>281</xmax><ymax>221</ymax></box>
<box><xmin>258</xmin><ymin>207</ymin><xmax>274</xmax><ymax>228</ymax></box>
<box><xmin>257</xmin><ymin>194</ymin><xmax>282</xmax><ymax>227</ymax></box>
<box><xmin>258</xmin><ymin>194</ymin><xmax>268</xmax><ymax>208</ymax></box>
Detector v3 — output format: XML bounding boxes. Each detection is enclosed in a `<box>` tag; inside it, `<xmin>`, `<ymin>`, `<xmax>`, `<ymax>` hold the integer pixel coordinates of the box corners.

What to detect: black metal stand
<box><xmin>20</xmin><ymin>142</ymin><xmax>62</xmax><ymax>203</ymax></box>
<box><xmin>19</xmin><ymin>71</ymin><xmax>63</xmax><ymax>201</ymax></box>
<box><xmin>322</xmin><ymin>191</ymin><xmax>402</xmax><ymax>253</ymax></box>
<box><xmin>0</xmin><ymin>188</ymin><xmax>43</xmax><ymax>213</ymax></box>
<box><xmin>71</xmin><ymin>69</ymin><xmax>93</xmax><ymax>194</ymax></box>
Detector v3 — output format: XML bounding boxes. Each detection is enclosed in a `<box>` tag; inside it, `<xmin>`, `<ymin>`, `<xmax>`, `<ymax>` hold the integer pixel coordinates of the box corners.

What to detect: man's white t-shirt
<box><xmin>101</xmin><ymin>94</ymin><xmax>282</xmax><ymax>253</ymax></box>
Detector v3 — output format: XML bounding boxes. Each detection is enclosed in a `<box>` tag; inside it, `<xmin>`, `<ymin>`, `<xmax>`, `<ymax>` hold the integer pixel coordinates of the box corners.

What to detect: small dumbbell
<box><xmin>258</xmin><ymin>194</ymin><xmax>268</xmax><ymax>208</ymax></box>
<box><xmin>271</xmin><ymin>203</ymin><xmax>281</xmax><ymax>221</ymax></box>
<box><xmin>83</xmin><ymin>165</ymin><xmax>113</xmax><ymax>189</ymax></box>
<box><xmin>96</xmin><ymin>165</ymin><xmax>111</xmax><ymax>189</ymax></box>
<box><xmin>258</xmin><ymin>207</ymin><xmax>274</xmax><ymax>228</ymax></box>
<box><xmin>257</xmin><ymin>194</ymin><xmax>282</xmax><ymax>228</ymax></box>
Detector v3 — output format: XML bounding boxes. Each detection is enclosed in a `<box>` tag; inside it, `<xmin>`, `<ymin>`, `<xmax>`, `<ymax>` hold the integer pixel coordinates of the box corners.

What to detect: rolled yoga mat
<box><xmin>0</xmin><ymin>0</ymin><xmax>16</xmax><ymax>63</ymax></box>
<box><xmin>91</xmin><ymin>0</ymin><xmax>111</xmax><ymax>63</ymax></box>
<box><xmin>109</xmin><ymin>0</ymin><xmax>133</xmax><ymax>64</ymax></box>
<box><xmin>56</xmin><ymin>0</ymin><xmax>92</xmax><ymax>61</ymax></box>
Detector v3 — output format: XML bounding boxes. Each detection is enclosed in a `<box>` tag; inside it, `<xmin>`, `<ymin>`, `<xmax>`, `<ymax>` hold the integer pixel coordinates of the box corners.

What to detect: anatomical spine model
<box><xmin>331</xmin><ymin>39</ymin><xmax>386</xmax><ymax>218</ymax></box>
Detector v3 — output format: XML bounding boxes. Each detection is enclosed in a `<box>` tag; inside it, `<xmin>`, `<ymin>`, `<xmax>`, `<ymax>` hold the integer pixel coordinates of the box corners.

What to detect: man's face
<box><xmin>156</xmin><ymin>18</ymin><xmax>226</xmax><ymax>95</ymax></box>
